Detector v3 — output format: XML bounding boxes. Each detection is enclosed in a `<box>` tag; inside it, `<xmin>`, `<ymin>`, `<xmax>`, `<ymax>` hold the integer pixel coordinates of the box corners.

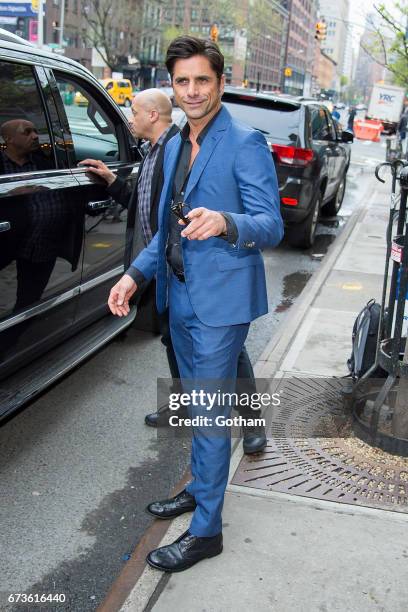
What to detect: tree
<box><xmin>360</xmin><ymin>3</ymin><xmax>408</xmax><ymax>87</ymax></box>
<box><xmin>82</xmin><ymin>0</ymin><xmax>143</xmax><ymax>72</ymax></box>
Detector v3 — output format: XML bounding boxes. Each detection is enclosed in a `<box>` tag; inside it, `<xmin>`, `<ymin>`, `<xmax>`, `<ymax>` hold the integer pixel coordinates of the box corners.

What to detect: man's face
<box><xmin>172</xmin><ymin>55</ymin><xmax>224</xmax><ymax>122</ymax></box>
<box><xmin>129</xmin><ymin>97</ymin><xmax>152</xmax><ymax>139</ymax></box>
<box><xmin>9</xmin><ymin>121</ymin><xmax>39</xmax><ymax>154</ymax></box>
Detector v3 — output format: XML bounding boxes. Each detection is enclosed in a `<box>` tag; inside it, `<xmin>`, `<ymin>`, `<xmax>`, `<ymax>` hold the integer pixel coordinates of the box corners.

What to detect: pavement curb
<box><xmin>99</xmin><ymin>185</ymin><xmax>374</xmax><ymax>612</ymax></box>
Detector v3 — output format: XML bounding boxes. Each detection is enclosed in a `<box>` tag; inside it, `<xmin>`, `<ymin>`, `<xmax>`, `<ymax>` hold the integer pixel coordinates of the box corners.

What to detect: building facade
<box><xmin>312</xmin><ymin>46</ymin><xmax>336</xmax><ymax>91</ymax></box>
<box><xmin>282</xmin><ymin>0</ymin><xmax>318</xmax><ymax>96</ymax></box>
<box><xmin>0</xmin><ymin>0</ymin><xmax>143</xmax><ymax>79</ymax></box>
<box><xmin>317</xmin><ymin>0</ymin><xmax>349</xmax><ymax>90</ymax></box>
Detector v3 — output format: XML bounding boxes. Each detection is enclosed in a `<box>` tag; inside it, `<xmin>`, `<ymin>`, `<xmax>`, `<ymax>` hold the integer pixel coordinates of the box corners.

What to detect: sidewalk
<box><xmin>120</xmin><ymin>176</ymin><xmax>408</xmax><ymax>612</ymax></box>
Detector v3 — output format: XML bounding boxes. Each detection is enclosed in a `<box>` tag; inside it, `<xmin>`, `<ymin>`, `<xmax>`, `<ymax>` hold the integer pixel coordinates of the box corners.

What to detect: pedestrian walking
<box><xmin>347</xmin><ymin>106</ymin><xmax>357</xmax><ymax>132</ymax></box>
<box><xmin>108</xmin><ymin>36</ymin><xmax>283</xmax><ymax>572</ymax></box>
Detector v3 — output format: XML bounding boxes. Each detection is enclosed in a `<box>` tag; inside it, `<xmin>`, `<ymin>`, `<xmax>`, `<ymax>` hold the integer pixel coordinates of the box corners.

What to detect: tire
<box><xmin>286</xmin><ymin>191</ymin><xmax>321</xmax><ymax>249</ymax></box>
<box><xmin>322</xmin><ymin>173</ymin><xmax>346</xmax><ymax>217</ymax></box>
<box><xmin>124</xmin><ymin>98</ymin><xmax>132</xmax><ymax>107</ymax></box>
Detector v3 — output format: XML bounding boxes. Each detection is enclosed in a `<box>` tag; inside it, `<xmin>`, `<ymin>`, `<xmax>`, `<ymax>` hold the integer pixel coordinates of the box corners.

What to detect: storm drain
<box><xmin>232</xmin><ymin>377</ymin><xmax>408</xmax><ymax>513</ymax></box>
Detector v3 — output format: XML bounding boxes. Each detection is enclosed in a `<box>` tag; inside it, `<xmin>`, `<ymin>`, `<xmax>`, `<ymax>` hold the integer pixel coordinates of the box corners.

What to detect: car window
<box><xmin>310</xmin><ymin>106</ymin><xmax>334</xmax><ymax>141</ymax></box>
<box><xmin>222</xmin><ymin>96</ymin><xmax>300</xmax><ymax>145</ymax></box>
<box><xmin>54</xmin><ymin>73</ymin><xmax>119</xmax><ymax>163</ymax></box>
<box><xmin>0</xmin><ymin>61</ymin><xmax>56</xmax><ymax>174</ymax></box>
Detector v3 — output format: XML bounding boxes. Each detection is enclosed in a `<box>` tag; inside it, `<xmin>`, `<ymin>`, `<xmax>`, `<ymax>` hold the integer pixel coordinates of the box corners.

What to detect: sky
<box><xmin>346</xmin><ymin>0</ymin><xmax>406</xmax><ymax>52</ymax></box>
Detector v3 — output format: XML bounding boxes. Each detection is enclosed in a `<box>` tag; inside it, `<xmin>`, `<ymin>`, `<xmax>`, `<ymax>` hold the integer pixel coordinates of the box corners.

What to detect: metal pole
<box><xmin>37</xmin><ymin>0</ymin><xmax>44</xmax><ymax>48</ymax></box>
<box><xmin>59</xmin><ymin>0</ymin><xmax>65</xmax><ymax>47</ymax></box>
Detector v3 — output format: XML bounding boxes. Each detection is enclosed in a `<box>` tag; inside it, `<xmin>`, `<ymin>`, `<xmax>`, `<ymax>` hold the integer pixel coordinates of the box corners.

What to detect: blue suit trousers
<box><xmin>169</xmin><ymin>274</ymin><xmax>249</xmax><ymax>537</ymax></box>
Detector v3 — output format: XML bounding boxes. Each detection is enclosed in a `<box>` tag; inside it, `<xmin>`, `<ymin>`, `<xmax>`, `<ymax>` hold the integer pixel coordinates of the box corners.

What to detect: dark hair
<box><xmin>165</xmin><ymin>36</ymin><xmax>224</xmax><ymax>81</ymax></box>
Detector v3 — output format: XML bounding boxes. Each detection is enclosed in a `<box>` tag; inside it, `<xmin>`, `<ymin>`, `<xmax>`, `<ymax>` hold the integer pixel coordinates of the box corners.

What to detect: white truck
<box><xmin>367</xmin><ymin>83</ymin><xmax>405</xmax><ymax>133</ymax></box>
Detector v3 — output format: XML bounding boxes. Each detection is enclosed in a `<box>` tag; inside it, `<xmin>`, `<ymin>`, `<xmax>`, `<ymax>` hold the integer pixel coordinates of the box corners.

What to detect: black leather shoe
<box><xmin>146</xmin><ymin>489</ymin><xmax>197</xmax><ymax>519</ymax></box>
<box><xmin>146</xmin><ymin>530</ymin><xmax>223</xmax><ymax>572</ymax></box>
<box><xmin>242</xmin><ymin>423</ymin><xmax>267</xmax><ymax>454</ymax></box>
<box><xmin>144</xmin><ymin>404</ymin><xmax>188</xmax><ymax>427</ymax></box>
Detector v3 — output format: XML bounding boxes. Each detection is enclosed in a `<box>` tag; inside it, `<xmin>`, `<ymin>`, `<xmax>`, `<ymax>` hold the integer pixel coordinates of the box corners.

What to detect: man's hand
<box><xmin>108</xmin><ymin>274</ymin><xmax>137</xmax><ymax>317</ymax></box>
<box><xmin>180</xmin><ymin>207</ymin><xmax>227</xmax><ymax>241</ymax></box>
<box><xmin>79</xmin><ymin>158</ymin><xmax>116</xmax><ymax>186</ymax></box>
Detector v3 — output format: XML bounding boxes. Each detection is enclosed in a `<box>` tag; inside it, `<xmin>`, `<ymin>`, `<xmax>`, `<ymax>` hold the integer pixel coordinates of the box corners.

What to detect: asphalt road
<box><xmin>0</xmin><ymin>138</ymin><xmax>386</xmax><ymax>611</ymax></box>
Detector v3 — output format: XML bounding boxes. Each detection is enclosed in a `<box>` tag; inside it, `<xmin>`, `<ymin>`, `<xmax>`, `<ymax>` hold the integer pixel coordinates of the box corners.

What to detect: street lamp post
<box><xmin>37</xmin><ymin>0</ymin><xmax>44</xmax><ymax>48</ymax></box>
<box><xmin>59</xmin><ymin>0</ymin><xmax>65</xmax><ymax>47</ymax></box>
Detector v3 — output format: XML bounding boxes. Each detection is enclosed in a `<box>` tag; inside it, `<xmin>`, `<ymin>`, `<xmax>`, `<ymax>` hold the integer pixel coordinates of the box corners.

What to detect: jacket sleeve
<box><xmin>107</xmin><ymin>176</ymin><xmax>132</xmax><ymax>208</ymax></box>
<box><xmin>229</xmin><ymin>130</ymin><xmax>284</xmax><ymax>250</ymax></box>
<box><xmin>128</xmin><ymin>228</ymin><xmax>159</xmax><ymax>283</ymax></box>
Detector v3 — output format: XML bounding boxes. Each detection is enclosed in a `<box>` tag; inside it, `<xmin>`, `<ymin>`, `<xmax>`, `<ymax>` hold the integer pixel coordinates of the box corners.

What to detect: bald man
<box><xmin>0</xmin><ymin>119</ymin><xmax>41</xmax><ymax>169</ymax></box>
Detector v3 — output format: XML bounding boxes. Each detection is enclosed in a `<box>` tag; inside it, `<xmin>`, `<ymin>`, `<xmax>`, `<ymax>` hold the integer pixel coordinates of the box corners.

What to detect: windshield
<box><xmin>222</xmin><ymin>98</ymin><xmax>301</xmax><ymax>145</ymax></box>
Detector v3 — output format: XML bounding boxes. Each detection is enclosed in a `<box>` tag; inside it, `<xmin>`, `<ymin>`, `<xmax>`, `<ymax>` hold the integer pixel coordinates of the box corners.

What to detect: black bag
<box><xmin>347</xmin><ymin>299</ymin><xmax>384</xmax><ymax>380</ymax></box>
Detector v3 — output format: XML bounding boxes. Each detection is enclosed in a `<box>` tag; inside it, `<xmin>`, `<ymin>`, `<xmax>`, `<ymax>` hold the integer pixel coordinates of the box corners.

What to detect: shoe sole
<box><xmin>146</xmin><ymin>546</ymin><xmax>223</xmax><ymax>573</ymax></box>
<box><xmin>145</xmin><ymin>506</ymin><xmax>197</xmax><ymax>520</ymax></box>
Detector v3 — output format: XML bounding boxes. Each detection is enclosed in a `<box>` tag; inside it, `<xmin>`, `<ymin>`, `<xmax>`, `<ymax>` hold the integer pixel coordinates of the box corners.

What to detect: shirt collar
<box><xmin>180</xmin><ymin>105</ymin><xmax>223</xmax><ymax>145</ymax></box>
<box><xmin>149</xmin><ymin>124</ymin><xmax>173</xmax><ymax>153</ymax></box>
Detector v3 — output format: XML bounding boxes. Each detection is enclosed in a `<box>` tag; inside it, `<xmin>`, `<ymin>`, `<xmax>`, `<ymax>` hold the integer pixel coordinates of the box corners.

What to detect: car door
<box><xmin>0</xmin><ymin>60</ymin><xmax>84</xmax><ymax>380</ymax></box>
<box><xmin>50</xmin><ymin>69</ymin><xmax>140</xmax><ymax>327</ymax></box>
<box><xmin>310</xmin><ymin>105</ymin><xmax>337</xmax><ymax>199</ymax></box>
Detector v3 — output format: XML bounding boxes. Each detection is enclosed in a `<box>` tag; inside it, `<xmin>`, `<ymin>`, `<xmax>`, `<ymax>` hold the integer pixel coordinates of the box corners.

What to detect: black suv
<box><xmin>0</xmin><ymin>31</ymin><xmax>144</xmax><ymax>420</ymax></box>
<box><xmin>221</xmin><ymin>89</ymin><xmax>353</xmax><ymax>248</ymax></box>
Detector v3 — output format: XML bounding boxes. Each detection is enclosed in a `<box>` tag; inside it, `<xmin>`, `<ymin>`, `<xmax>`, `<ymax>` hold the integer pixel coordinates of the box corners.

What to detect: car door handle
<box><xmin>86</xmin><ymin>198</ymin><xmax>114</xmax><ymax>212</ymax></box>
<box><xmin>0</xmin><ymin>221</ymin><xmax>11</xmax><ymax>232</ymax></box>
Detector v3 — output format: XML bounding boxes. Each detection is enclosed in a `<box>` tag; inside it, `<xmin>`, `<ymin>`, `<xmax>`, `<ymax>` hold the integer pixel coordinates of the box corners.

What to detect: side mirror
<box><xmin>341</xmin><ymin>130</ymin><xmax>354</xmax><ymax>143</ymax></box>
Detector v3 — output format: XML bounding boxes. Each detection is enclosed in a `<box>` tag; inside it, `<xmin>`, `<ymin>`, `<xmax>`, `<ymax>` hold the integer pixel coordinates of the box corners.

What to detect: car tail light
<box><xmin>281</xmin><ymin>197</ymin><xmax>298</xmax><ymax>206</ymax></box>
<box><xmin>270</xmin><ymin>143</ymin><xmax>314</xmax><ymax>166</ymax></box>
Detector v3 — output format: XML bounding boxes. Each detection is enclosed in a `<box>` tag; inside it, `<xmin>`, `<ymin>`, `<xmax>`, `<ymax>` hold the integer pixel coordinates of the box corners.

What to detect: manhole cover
<box><xmin>232</xmin><ymin>378</ymin><xmax>408</xmax><ymax>512</ymax></box>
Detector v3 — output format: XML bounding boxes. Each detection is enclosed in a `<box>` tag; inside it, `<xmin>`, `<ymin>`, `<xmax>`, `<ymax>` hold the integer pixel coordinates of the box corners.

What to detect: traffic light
<box><xmin>315</xmin><ymin>21</ymin><xmax>327</xmax><ymax>41</ymax></box>
<box><xmin>210</xmin><ymin>23</ymin><xmax>219</xmax><ymax>42</ymax></box>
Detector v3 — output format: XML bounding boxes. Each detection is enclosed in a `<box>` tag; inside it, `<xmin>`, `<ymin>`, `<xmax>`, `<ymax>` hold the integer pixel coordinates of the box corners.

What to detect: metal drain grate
<box><xmin>232</xmin><ymin>377</ymin><xmax>408</xmax><ymax>512</ymax></box>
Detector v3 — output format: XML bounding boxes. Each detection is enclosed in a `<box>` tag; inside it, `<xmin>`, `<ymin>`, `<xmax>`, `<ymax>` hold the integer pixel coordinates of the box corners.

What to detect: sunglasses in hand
<box><xmin>170</xmin><ymin>201</ymin><xmax>191</xmax><ymax>225</ymax></box>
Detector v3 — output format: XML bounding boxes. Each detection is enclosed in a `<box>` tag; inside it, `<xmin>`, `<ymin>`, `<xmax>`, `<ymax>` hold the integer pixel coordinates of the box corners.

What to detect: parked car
<box><xmin>0</xmin><ymin>29</ymin><xmax>144</xmax><ymax>420</ymax></box>
<box><xmin>173</xmin><ymin>88</ymin><xmax>353</xmax><ymax>248</ymax></box>
<box><xmin>99</xmin><ymin>78</ymin><xmax>133</xmax><ymax>107</ymax></box>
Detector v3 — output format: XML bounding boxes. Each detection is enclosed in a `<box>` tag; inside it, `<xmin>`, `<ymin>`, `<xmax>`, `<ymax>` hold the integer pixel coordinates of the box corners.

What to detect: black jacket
<box><xmin>107</xmin><ymin>124</ymin><xmax>179</xmax><ymax>238</ymax></box>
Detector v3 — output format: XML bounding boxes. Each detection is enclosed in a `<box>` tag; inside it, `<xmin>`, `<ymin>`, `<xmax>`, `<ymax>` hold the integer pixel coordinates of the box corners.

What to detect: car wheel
<box><xmin>124</xmin><ymin>98</ymin><xmax>132</xmax><ymax>107</ymax></box>
<box><xmin>322</xmin><ymin>173</ymin><xmax>346</xmax><ymax>217</ymax></box>
<box><xmin>286</xmin><ymin>191</ymin><xmax>321</xmax><ymax>249</ymax></box>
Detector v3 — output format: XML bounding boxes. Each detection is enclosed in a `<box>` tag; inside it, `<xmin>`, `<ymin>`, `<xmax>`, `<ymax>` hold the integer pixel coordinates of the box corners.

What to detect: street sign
<box><xmin>31</xmin><ymin>0</ymin><xmax>39</xmax><ymax>11</ymax></box>
<box><xmin>284</xmin><ymin>67</ymin><xmax>292</xmax><ymax>77</ymax></box>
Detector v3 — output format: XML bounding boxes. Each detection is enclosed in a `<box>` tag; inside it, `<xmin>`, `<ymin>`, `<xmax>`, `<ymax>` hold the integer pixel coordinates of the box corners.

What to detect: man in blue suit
<box><xmin>108</xmin><ymin>36</ymin><xmax>283</xmax><ymax>572</ymax></box>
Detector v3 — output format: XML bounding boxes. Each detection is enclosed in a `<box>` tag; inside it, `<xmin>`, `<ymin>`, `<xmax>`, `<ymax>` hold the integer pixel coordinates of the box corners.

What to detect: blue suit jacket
<box><xmin>130</xmin><ymin>106</ymin><xmax>284</xmax><ymax>327</ymax></box>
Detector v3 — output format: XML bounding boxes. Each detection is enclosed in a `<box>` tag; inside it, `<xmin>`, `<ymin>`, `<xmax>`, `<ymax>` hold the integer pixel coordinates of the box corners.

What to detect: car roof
<box><xmin>0</xmin><ymin>27</ymin><xmax>97</xmax><ymax>83</ymax></box>
<box><xmin>222</xmin><ymin>87</ymin><xmax>327</xmax><ymax>111</ymax></box>
<box><xmin>223</xmin><ymin>86</ymin><xmax>302</xmax><ymax>109</ymax></box>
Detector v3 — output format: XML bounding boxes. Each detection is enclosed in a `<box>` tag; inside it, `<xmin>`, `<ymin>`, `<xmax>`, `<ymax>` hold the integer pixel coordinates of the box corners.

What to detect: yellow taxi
<box><xmin>99</xmin><ymin>78</ymin><xmax>133</xmax><ymax>107</ymax></box>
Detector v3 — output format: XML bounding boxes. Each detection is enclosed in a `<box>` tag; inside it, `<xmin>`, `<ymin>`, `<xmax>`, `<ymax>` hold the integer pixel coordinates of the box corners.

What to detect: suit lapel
<box><xmin>158</xmin><ymin>135</ymin><xmax>182</xmax><ymax>226</ymax></box>
<box><xmin>184</xmin><ymin>107</ymin><xmax>231</xmax><ymax>200</ymax></box>
<box><xmin>150</xmin><ymin>125</ymin><xmax>179</xmax><ymax>213</ymax></box>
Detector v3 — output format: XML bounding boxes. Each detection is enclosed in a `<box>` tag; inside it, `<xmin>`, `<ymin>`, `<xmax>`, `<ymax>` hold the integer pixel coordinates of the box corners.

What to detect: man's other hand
<box><xmin>180</xmin><ymin>207</ymin><xmax>227</xmax><ymax>240</ymax></box>
<box><xmin>79</xmin><ymin>158</ymin><xmax>116</xmax><ymax>186</ymax></box>
<box><xmin>108</xmin><ymin>274</ymin><xmax>137</xmax><ymax>317</ymax></box>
